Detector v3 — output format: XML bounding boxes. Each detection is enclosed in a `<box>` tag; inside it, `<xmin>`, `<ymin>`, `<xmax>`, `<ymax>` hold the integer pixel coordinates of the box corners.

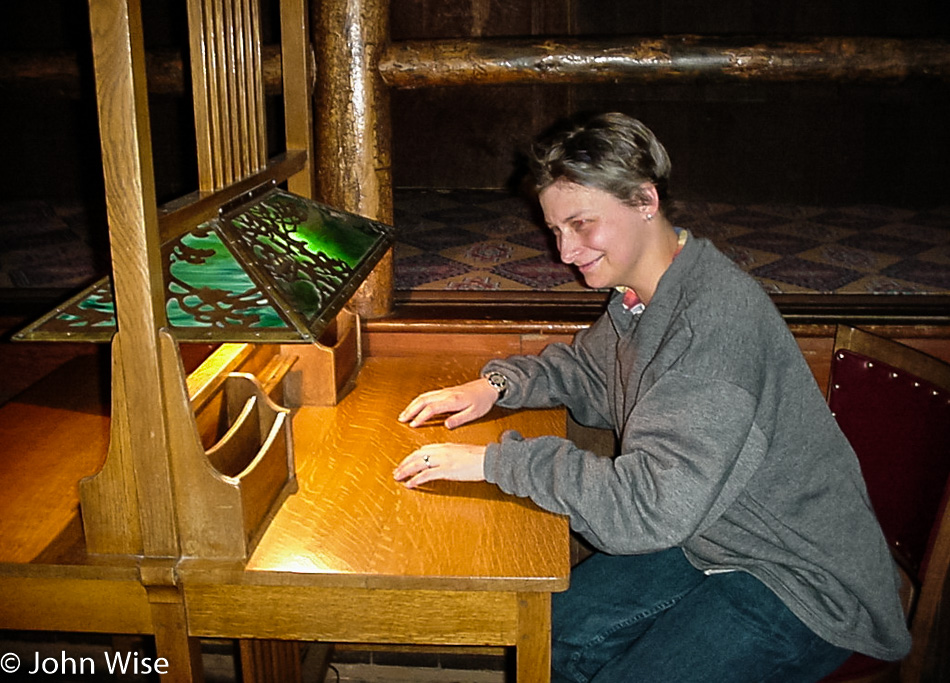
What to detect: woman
<box><xmin>393</xmin><ymin>113</ymin><xmax>910</xmax><ymax>682</ymax></box>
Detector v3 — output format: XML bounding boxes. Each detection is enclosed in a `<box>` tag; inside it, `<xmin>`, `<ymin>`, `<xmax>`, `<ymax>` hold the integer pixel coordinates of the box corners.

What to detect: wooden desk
<box><xmin>0</xmin><ymin>352</ymin><xmax>570</xmax><ymax>681</ymax></box>
<box><xmin>180</xmin><ymin>355</ymin><xmax>570</xmax><ymax>680</ymax></box>
<box><xmin>0</xmin><ymin>354</ymin><xmax>154</xmax><ymax>636</ymax></box>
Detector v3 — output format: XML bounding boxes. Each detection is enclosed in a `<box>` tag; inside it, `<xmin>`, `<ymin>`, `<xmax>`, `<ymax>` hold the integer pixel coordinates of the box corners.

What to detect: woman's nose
<box><xmin>557</xmin><ymin>232</ymin><xmax>579</xmax><ymax>263</ymax></box>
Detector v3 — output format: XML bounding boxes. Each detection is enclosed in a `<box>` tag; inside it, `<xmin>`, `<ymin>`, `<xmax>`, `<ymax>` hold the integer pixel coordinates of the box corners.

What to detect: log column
<box><xmin>314</xmin><ymin>0</ymin><xmax>393</xmax><ymax>319</ymax></box>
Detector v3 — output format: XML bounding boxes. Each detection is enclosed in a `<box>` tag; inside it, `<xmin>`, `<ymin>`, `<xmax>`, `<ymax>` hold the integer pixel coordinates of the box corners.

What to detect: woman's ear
<box><xmin>635</xmin><ymin>183</ymin><xmax>661</xmax><ymax>218</ymax></box>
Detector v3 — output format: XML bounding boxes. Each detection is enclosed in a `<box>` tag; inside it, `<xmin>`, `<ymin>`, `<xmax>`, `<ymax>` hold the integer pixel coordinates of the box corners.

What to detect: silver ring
<box><xmin>423</xmin><ymin>453</ymin><xmax>431</xmax><ymax>468</ymax></box>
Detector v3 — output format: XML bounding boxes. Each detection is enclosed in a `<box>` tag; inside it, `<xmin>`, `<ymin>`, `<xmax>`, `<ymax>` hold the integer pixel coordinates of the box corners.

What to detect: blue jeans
<box><xmin>552</xmin><ymin>548</ymin><xmax>851</xmax><ymax>682</ymax></box>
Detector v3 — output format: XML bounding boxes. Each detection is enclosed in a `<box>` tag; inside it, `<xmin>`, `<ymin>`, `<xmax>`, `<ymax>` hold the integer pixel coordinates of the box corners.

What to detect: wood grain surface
<box><xmin>0</xmin><ymin>355</ymin><xmax>109</xmax><ymax>564</ymax></box>
<box><xmin>239</xmin><ymin>355</ymin><xmax>570</xmax><ymax>591</ymax></box>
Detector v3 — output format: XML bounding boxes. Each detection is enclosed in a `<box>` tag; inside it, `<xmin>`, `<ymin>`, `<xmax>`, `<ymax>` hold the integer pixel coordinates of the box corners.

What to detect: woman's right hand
<box><xmin>397</xmin><ymin>377</ymin><xmax>501</xmax><ymax>429</ymax></box>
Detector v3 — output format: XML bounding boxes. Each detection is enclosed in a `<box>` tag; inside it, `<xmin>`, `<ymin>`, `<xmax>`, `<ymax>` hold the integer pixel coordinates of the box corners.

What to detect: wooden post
<box><xmin>280</xmin><ymin>0</ymin><xmax>316</xmax><ymax>199</ymax></box>
<box><xmin>314</xmin><ymin>0</ymin><xmax>394</xmax><ymax>319</ymax></box>
<box><xmin>81</xmin><ymin>0</ymin><xmax>180</xmax><ymax>558</ymax></box>
<box><xmin>82</xmin><ymin>1</ymin><xmax>204</xmax><ymax>678</ymax></box>
<box><xmin>141</xmin><ymin>559</ymin><xmax>205</xmax><ymax>682</ymax></box>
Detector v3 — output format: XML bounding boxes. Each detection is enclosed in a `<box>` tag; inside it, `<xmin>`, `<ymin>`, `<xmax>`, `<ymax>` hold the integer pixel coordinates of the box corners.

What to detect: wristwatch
<box><xmin>484</xmin><ymin>371</ymin><xmax>509</xmax><ymax>399</ymax></box>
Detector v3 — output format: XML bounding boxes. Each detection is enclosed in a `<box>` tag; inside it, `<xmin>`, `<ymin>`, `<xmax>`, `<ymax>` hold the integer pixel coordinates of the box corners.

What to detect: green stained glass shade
<box><xmin>165</xmin><ymin>223</ymin><xmax>289</xmax><ymax>332</ymax></box>
<box><xmin>14</xmin><ymin>188</ymin><xmax>394</xmax><ymax>343</ymax></box>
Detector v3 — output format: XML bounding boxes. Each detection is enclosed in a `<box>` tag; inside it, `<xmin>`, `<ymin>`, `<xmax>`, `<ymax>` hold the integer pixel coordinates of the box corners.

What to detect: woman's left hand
<box><xmin>393</xmin><ymin>443</ymin><xmax>487</xmax><ymax>489</ymax></box>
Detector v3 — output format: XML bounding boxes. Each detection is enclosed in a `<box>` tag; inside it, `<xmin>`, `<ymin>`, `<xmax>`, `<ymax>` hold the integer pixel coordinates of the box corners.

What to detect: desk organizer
<box><xmin>281</xmin><ymin>306</ymin><xmax>362</xmax><ymax>406</ymax></box>
<box><xmin>175</xmin><ymin>343</ymin><xmax>297</xmax><ymax>560</ymax></box>
<box><xmin>80</xmin><ymin>340</ymin><xmax>297</xmax><ymax>560</ymax></box>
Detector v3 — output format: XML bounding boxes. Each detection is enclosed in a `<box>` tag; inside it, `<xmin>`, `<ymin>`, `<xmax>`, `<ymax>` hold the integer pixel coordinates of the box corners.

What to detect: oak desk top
<box><xmin>0</xmin><ymin>353</ymin><xmax>570</xmax><ymax>595</ymax></box>
<box><xmin>185</xmin><ymin>355</ymin><xmax>571</xmax><ymax>593</ymax></box>
<box><xmin>0</xmin><ymin>354</ymin><xmax>109</xmax><ymax>566</ymax></box>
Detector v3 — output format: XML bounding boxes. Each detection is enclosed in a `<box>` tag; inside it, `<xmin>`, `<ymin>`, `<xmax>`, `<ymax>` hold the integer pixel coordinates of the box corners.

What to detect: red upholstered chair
<box><xmin>821</xmin><ymin>326</ymin><xmax>950</xmax><ymax>683</ymax></box>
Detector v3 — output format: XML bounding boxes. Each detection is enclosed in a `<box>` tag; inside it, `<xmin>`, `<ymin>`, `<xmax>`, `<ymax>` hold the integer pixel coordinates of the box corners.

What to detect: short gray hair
<box><xmin>529</xmin><ymin>112</ymin><xmax>672</xmax><ymax>214</ymax></box>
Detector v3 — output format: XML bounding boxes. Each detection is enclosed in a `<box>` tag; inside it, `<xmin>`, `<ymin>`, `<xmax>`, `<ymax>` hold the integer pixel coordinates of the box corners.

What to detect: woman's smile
<box><xmin>540</xmin><ymin>180</ymin><xmax>647</xmax><ymax>291</ymax></box>
<box><xmin>576</xmin><ymin>254</ymin><xmax>603</xmax><ymax>273</ymax></box>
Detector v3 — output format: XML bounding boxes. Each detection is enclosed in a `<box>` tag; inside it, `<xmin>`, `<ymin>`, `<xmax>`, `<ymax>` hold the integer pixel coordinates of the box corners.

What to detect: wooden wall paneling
<box><xmin>568</xmin><ymin>79</ymin><xmax>950</xmax><ymax>206</ymax></box>
<box><xmin>380</xmin><ymin>34</ymin><xmax>949</xmax><ymax>201</ymax></box>
<box><xmin>571</xmin><ymin>0</ymin><xmax>950</xmax><ymax>38</ymax></box>
<box><xmin>364</xmin><ymin>321</ymin><xmax>950</xmax><ymax>397</ymax></box>
<box><xmin>359</xmin><ymin>330</ymin><xmax>523</xmax><ymax>359</ymax></box>
<box><xmin>365</xmin><ymin>330</ymin><xmax>526</xmax><ymax>358</ymax></box>
<box><xmin>389</xmin><ymin>0</ymin><xmax>571</xmax><ymax>40</ymax></box>
<box><xmin>573</xmin><ymin>0</ymin><xmax>757</xmax><ymax>35</ymax></box>
<box><xmin>388</xmin><ymin>0</ymin><xmax>574</xmax><ymax>191</ymax></box>
<box><xmin>390</xmin><ymin>85</ymin><xmax>572</xmax><ymax>190</ymax></box>
<box><xmin>379</xmin><ymin>0</ymin><xmax>949</xmax><ymax>203</ymax></box>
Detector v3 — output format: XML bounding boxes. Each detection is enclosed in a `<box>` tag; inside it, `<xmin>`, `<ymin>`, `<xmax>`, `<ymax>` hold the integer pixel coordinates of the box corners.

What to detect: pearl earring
<box><xmin>645</xmin><ymin>213</ymin><xmax>654</xmax><ymax>221</ymax></box>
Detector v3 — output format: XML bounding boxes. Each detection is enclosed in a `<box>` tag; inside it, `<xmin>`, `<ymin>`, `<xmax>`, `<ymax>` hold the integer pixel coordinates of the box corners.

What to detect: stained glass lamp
<box><xmin>14</xmin><ymin>187</ymin><xmax>394</xmax><ymax>343</ymax></box>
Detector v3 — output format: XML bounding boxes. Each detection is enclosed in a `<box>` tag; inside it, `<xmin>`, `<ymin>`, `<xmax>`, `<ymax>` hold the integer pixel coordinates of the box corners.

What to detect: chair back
<box><xmin>825</xmin><ymin>325</ymin><xmax>950</xmax><ymax>681</ymax></box>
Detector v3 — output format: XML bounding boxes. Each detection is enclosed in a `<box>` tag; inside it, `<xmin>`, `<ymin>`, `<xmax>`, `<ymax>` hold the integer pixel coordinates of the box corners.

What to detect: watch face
<box><xmin>487</xmin><ymin>372</ymin><xmax>507</xmax><ymax>392</ymax></box>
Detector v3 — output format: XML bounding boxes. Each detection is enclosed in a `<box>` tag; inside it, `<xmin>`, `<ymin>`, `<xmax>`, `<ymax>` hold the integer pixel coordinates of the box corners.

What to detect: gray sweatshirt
<box><xmin>482</xmin><ymin>233</ymin><xmax>911</xmax><ymax>660</ymax></box>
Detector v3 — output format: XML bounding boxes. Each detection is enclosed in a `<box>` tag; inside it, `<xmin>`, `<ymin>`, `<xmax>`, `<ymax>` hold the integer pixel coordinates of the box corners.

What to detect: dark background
<box><xmin>1</xmin><ymin>0</ymin><xmax>948</xmax><ymax>212</ymax></box>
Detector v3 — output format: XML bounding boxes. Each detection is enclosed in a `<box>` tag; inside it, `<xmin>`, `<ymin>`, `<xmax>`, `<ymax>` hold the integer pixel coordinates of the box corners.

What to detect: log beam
<box><xmin>379</xmin><ymin>36</ymin><xmax>950</xmax><ymax>89</ymax></box>
<box><xmin>0</xmin><ymin>45</ymin><xmax>297</xmax><ymax>98</ymax></box>
<box><xmin>5</xmin><ymin>36</ymin><xmax>946</xmax><ymax>99</ymax></box>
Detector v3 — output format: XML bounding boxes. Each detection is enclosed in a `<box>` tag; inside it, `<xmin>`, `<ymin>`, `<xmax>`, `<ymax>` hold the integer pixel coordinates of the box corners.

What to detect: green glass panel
<box><xmin>66</xmin><ymin>282</ymin><xmax>116</xmax><ymax>327</ymax></box>
<box><xmin>8</xmin><ymin>279</ymin><xmax>116</xmax><ymax>341</ymax></box>
<box><xmin>13</xmin><ymin>187</ymin><xmax>393</xmax><ymax>343</ymax></box>
<box><xmin>225</xmin><ymin>189</ymin><xmax>390</xmax><ymax>321</ymax></box>
<box><xmin>164</xmin><ymin>225</ymin><xmax>288</xmax><ymax>329</ymax></box>
<box><xmin>51</xmin><ymin>281</ymin><xmax>117</xmax><ymax>330</ymax></box>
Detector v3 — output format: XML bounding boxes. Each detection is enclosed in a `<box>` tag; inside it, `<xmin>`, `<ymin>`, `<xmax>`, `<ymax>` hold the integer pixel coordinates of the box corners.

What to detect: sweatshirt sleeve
<box><xmin>484</xmin><ymin>370</ymin><xmax>767</xmax><ymax>554</ymax></box>
<box><xmin>482</xmin><ymin>315</ymin><xmax>615</xmax><ymax>430</ymax></box>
